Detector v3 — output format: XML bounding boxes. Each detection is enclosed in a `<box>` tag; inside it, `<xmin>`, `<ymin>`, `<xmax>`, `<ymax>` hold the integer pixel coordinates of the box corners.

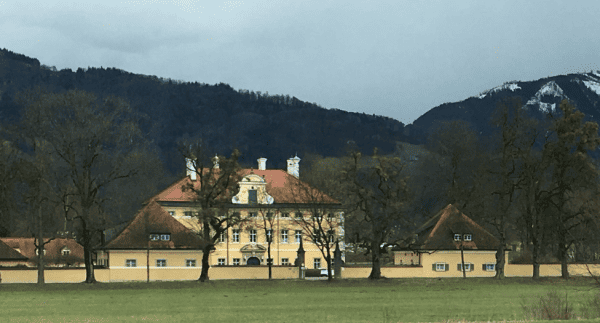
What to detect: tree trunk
<box><xmin>532</xmin><ymin>239</ymin><xmax>540</xmax><ymax>280</ymax></box>
<box><xmin>37</xmin><ymin>203</ymin><xmax>45</xmax><ymax>285</ymax></box>
<box><xmin>460</xmin><ymin>244</ymin><xmax>466</xmax><ymax>278</ymax></box>
<box><xmin>199</xmin><ymin>244</ymin><xmax>211</xmax><ymax>282</ymax></box>
<box><xmin>494</xmin><ymin>244</ymin><xmax>505</xmax><ymax>279</ymax></box>
<box><xmin>326</xmin><ymin>249</ymin><xmax>332</xmax><ymax>281</ymax></box>
<box><xmin>267</xmin><ymin>241</ymin><xmax>272</xmax><ymax>280</ymax></box>
<box><xmin>80</xmin><ymin>216</ymin><xmax>97</xmax><ymax>283</ymax></box>
<box><xmin>368</xmin><ymin>241</ymin><xmax>382</xmax><ymax>279</ymax></box>
<box><xmin>558</xmin><ymin>234</ymin><xmax>569</xmax><ymax>279</ymax></box>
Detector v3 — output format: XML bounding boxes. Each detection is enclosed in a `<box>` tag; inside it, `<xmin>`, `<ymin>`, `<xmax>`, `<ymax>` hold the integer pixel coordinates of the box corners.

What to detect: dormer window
<box><xmin>454</xmin><ymin>234</ymin><xmax>461</xmax><ymax>241</ymax></box>
<box><xmin>150</xmin><ymin>234</ymin><xmax>160</xmax><ymax>241</ymax></box>
<box><xmin>161</xmin><ymin>234</ymin><xmax>171</xmax><ymax>241</ymax></box>
<box><xmin>464</xmin><ymin>234</ymin><xmax>472</xmax><ymax>241</ymax></box>
<box><xmin>61</xmin><ymin>247</ymin><xmax>71</xmax><ymax>256</ymax></box>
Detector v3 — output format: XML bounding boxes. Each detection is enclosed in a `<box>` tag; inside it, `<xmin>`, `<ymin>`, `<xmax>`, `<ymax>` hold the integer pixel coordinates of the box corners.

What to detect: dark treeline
<box><xmin>0</xmin><ymin>49</ymin><xmax>407</xmax><ymax>176</ymax></box>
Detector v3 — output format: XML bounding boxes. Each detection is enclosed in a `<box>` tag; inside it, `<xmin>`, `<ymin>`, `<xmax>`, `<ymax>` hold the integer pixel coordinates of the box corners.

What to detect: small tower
<box><xmin>287</xmin><ymin>155</ymin><xmax>301</xmax><ymax>178</ymax></box>
<box><xmin>257</xmin><ymin>157</ymin><xmax>267</xmax><ymax>170</ymax></box>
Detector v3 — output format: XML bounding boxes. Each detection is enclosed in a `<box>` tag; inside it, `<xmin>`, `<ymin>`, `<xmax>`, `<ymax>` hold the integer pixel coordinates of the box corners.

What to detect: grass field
<box><xmin>2</xmin><ymin>277</ymin><xmax>600</xmax><ymax>322</ymax></box>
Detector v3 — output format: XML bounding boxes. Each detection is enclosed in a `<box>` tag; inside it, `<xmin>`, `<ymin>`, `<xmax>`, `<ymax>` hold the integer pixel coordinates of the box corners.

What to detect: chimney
<box><xmin>212</xmin><ymin>154</ymin><xmax>219</xmax><ymax>169</ymax></box>
<box><xmin>186</xmin><ymin>158</ymin><xmax>196</xmax><ymax>181</ymax></box>
<box><xmin>258</xmin><ymin>157</ymin><xmax>267</xmax><ymax>170</ymax></box>
<box><xmin>287</xmin><ymin>155</ymin><xmax>301</xmax><ymax>178</ymax></box>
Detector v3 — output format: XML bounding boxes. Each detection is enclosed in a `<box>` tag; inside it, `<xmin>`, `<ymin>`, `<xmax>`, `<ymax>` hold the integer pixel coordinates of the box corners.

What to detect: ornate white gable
<box><xmin>232</xmin><ymin>174</ymin><xmax>274</xmax><ymax>204</ymax></box>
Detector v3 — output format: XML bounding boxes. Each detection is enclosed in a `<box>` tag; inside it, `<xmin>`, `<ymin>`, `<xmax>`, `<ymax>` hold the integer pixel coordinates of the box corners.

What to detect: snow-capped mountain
<box><xmin>404</xmin><ymin>71</ymin><xmax>600</xmax><ymax>145</ymax></box>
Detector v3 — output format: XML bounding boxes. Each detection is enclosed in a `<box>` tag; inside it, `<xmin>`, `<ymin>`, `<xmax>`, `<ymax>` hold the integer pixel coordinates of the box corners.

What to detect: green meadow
<box><xmin>2</xmin><ymin>277</ymin><xmax>600</xmax><ymax>322</ymax></box>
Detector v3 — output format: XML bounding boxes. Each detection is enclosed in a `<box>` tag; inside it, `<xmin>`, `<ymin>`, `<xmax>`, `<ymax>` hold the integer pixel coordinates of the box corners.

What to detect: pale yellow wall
<box><xmin>0</xmin><ymin>269</ymin><xmax>109</xmax><ymax>283</ymax></box>
<box><xmin>419</xmin><ymin>251</ymin><xmax>498</xmax><ymax>278</ymax></box>
<box><xmin>209</xmin><ymin>266</ymin><xmax>299</xmax><ymax>279</ymax></box>
<box><xmin>164</xmin><ymin>206</ymin><xmax>344</xmax><ymax>268</ymax></box>
<box><xmin>394</xmin><ymin>251</ymin><xmax>419</xmax><ymax>265</ymax></box>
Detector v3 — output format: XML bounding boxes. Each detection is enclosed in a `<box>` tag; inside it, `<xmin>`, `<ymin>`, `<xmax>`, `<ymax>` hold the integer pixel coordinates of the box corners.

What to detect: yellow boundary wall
<box><xmin>3</xmin><ymin>264</ymin><xmax>600</xmax><ymax>283</ymax></box>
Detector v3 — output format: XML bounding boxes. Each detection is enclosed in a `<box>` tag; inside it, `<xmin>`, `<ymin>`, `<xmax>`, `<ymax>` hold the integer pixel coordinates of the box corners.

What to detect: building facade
<box><xmin>154</xmin><ymin>155</ymin><xmax>345</xmax><ymax>269</ymax></box>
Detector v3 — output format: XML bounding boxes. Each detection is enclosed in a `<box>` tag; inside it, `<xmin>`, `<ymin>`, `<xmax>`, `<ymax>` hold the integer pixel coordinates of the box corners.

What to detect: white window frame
<box><xmin>126</xmin><ymin>259</ymin><xmax>137</xmax><ymax>267</ymax></box>
<box><xmin>295</xmin><ymin>212</ymin><xmax>303</xmax><ymax>219</ymax></box>
<box><xmin>186</xmin><ymin>259</ymin><xmax>197</xmax><ymax>267</ymax></box>
<box><xmin>282</xmin><ymin>212</ymin><xmax>290</xmax><ymax>218</ymax></box>
<box><xmin>281</xmin><ymin>258</ymin><xmax>289</xmax><ymax>266</ymax></box>
<box><xmin>435</xmin><ymin>262</ymin><xmax>446</xmax><ymax>272</ymax></box>
<box><xmin>314</xmin><ymin>258</ymin><xmax>321</xmax><ymax>269</ymax></box>
<box><xmin>160</xmin><ymin>234</ymin><xmax>170</xmax><ymax>241</ymax></box>
<box><xmin>232</xmin><ymin>229</ymin><xmax>240</xmax><ymax>243</ymax></box>
<box><xmin>249</xmin><ymin>212</ymin><xmax>257</xmax><ymax>218</ymax></box>
<box><xmin>156</xmin><ymin>259</ymin><xmax>167</xmax><ymax>267</ymax></box>
<box><xmin>458</xmin><ymin>263</ymin><xmax>473</xmax><ymax>272</ymax></box>
<box><xmin>219</xmin><ymin>231</ymin><xmax>226</xmax><ymax>243</ymax></box>
<box><xmin>484</xmin><ymin>263</ymin><xmax>496</xmax><ymax>271</ymax></box>
<box><xmin>150</xmin><ymin>234</ymin><xmax>160</xmax><ymax>241</ymax></box>
<box><xmin>250</xmin><ymin>229</ymin><xmax>257</xmax><ymax>243</ymax></box>
<box><xmin>233</xmin><ymin>258</ymin><xmax>240</xmax><ymax>266</ymax></box>
<box><xmin>463</xmin><ymin>234</ymin><xmax>472</xmax><ymax>241</ymax></box>
<box><xmin>295</xmin><ymin>230</ymin><xmax>302</xmax><ymax>243</ymax></box>
<box><xmin>217</xmin><ymin>258</ymin><xmax>225</xmax><ymax>266</ymax></box>
<box><xmin>61</xmin><ymin>248</ymin><xmax>70</xmax><ymax>256</ymax></box>
<box><xmin>454</xmin><ymin>234</ymin><xmax>461</xmax><ymax>241</ymax></box>
<box><xmin>281</xmin><ymin>230</ymin><xmax>288</xmax><ymax>243</ymax></box>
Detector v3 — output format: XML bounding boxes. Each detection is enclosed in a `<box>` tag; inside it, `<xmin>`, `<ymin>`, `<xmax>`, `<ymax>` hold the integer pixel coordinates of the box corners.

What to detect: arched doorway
<box><xmin>247</xmin><ymin>257</ymin><xmax>260</xmax><ymax>265</ymax></box>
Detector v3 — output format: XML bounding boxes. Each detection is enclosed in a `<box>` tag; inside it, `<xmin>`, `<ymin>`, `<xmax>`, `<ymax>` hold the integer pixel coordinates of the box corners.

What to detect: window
<box><xmin>433</xmin><ymin>262</ymin><xmax>447</xmax><ymax>272</ymax></box>
<box><xmin>126</xmin><ymin>259</ymin><xmax>137</xmax><ymax>267</ymax></box>
<box><xmin>281</xmin><ymin>230</ymin><xmax>288</xmax><ymax>243</ymax></box>
<box><xmin>249</xmin><ymin>212</ymin><xmax>257</xmax><ymax>218</ymax></box>
<box><xmin>266</xmin><ymin>212</ymin><xmax>274</xmax><ymax>219</ymax></box>
<box><xmin>217</xmin><ymin>258</ymin><xmax>225</xmax><ymax>266</ymax></box>
<box><xmin>232</xmin><ymin>229</ymin><xmax>240</xmax><ymax>243</ymax></box>
<box><xmin>313</xmin><ymin>213</ymin><xmax>322</xmax><ymax>221</ymax></box>
<box><xmin>248</xmin><ymin>190</ymin><xmax>257</xmax><ymax>204</ymax></box>
<box><xmin>457</xmin><ymin>263</ymin><xmax>473</xmax><ymax>272</ymax></box>
<box><xmin>233</xmin><ymin>258</ymin><xmax>240</xmax><ymax>266</ymax></box>
<box><xmin>184</xmin><ymin>211</ymin><xmax>193</xmax><ymax>217</ymax></box>
<box><xmin>282</xmin><ymin>212</ymin><xmax>290</xmax><ymax>218</ymax></box>
<box><xmin>327</xmin><ymin>213</ymin><xmax>335</xmax><ymax>220</ymax></box>
<box><xmin>161</xmin><ymin>234</ymin><xmax>170</xmax><ymax>241</ymax></box>
<box><xmin>219</xmin><ymin>231</ymin><xmax>226</xmax><ymax>243</ymax></box>
<box><xmin>250</xmin><ymin>229</ymin><xmax>257</xmax><ymax>243</ymax></box>
<box><xmin>186</xmin><ymin>259</ymin><xmax>197</xmax><ymax>267</ymax></box>
<box><xmin>61</xmin><ymin>248</ymin><xmax>70</xmax><ymax>256</ymax></box>
<box><xmin>454</xmin><ymin>234</ymin><xmax>461</xmax><ymax>241</ymax></box>
<box><xmin>295</xmin><ymin>212</ymin><xmax>303</xmax><ymax>219</ymax></box>
<box><xmin>328</xmin><ymin>230</ymin><xmax>335</xmax><ymax>243</ymax></box>
<box><xmin>156</xmin><ymin>259</ymin><xmax>167</xmax><ymax>267</ymax></box>
<box><xmin>314</xmin><ymin>258</ymin><xmax>321</xmax><ymax>269</ymax></box>
<box><xmin>295</xmin><ymin>230</ymin><xmax>302</xmax><ymax>243</ymax></box>
<box><xmin>266</xmin><ymin>229</ymin><xmax>273</xmax><ymax>242</ymax></box>
<box><xmin>483</xmin><ymin>263</ymin><xmax>495</xmax><ymax>271</ymax></box>
<box><xmin>281</xmin><ymin>258</ymin><xmax>289</xmax><ymax>266</ymax></box>
<box><xmin>149</xmin><ymin>234</ymin><xmax>160</xmax><ymax>241</ymax></box>
<box><xmin>35</xmin><ymin>249</ymin><xmax>46</xmax><ymax>255</ymax></box>
<box><xmin>168</xmin><ymin>211</ymin><xmax>175</xmax><ymax>216</ymax></box>
<box><xmin>463</xmin><ymin>234</ymin><xmax>472</xmax><ymax>241</ymax></box>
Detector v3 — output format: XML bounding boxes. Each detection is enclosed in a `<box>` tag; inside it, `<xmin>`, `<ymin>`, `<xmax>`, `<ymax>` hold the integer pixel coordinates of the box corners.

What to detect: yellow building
<box><xmin>393</xmin><ymin>204</ymin><xmax>506</xmax><ymax>277</ymax></box>
<box><xmin>99</xmin><ymin>201</ymin><xmax>205</xmax><ymax>282</ymax></box>
<box><xmin>153</xmin><ymin>156</ymin><xmax>345</xmax><ymax>270</ymax></box>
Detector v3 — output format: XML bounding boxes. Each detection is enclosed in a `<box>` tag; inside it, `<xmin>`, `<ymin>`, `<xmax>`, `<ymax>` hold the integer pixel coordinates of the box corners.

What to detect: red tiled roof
<box><xmin>103</xmin><ymin>201</ymin><xmax>205</xmax><ymax>250</ymax></box>
<box><xmin>408</xmin><ymin>204</ymin><xmax>499</xmax><ymax>251</ymax></box>
<box><xmin>0</xmin><ymin>238</ymin><xmax>84</xmax><ymax>264</ymax></box>
<box><xmin>0</xmin><ymin>239</ymin><xmax>28</xmax><ymax>261</ymax></box>
<box><xmin>154</xmin><ymin>169</ymin><xmax>339</xmax><ymax>204</ymax></box>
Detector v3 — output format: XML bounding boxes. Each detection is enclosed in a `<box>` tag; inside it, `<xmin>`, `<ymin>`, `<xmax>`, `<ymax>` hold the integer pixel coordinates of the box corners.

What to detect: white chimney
<box><xmin>186</xmin><ymin>158</ymin><xmax>196</xmax><ymax>181</ymax></box>
<box><xmin>212</xmin><ymin>154</ymin><xmax>219</xmax><ymax>169</ymax></box>
<box><xmin>258</xmin><ymin>157</ymin><xmax>267</xmax><ymax>170</ymax></box>
<box><xmin>286</xmin><ymin>155</ymin><xmax>301</xmax><ymax>178</ymax></box>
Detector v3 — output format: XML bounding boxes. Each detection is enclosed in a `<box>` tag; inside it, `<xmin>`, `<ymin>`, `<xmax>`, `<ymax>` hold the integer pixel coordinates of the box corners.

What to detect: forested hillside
<box><xmin>0</xmin><ymin>48</ymin><xmax>407</xmax><ymax>175</ymax></box>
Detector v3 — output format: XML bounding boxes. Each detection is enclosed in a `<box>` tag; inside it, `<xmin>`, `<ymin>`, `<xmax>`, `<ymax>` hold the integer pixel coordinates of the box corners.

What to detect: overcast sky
<box><xmin>2</xmin><ymin>0</ymin><xmax>600</xmax><ymax>125</ymax></box>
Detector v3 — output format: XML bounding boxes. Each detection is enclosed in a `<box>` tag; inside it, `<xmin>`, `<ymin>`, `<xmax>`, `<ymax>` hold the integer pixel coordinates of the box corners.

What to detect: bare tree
<box><xmin>341</xmin><ymin>148</ymin><xmax>413</xmax><ymax>279</ymax></box>
<box><xmin>179</xmin><ymin>141</ymin><xmax>247</xmax><ymax>282</ymax></box>
<box><xmin>15</xmin><ymin>87</ymin><xmax>159</xmax><ymax>283</ymax></box>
